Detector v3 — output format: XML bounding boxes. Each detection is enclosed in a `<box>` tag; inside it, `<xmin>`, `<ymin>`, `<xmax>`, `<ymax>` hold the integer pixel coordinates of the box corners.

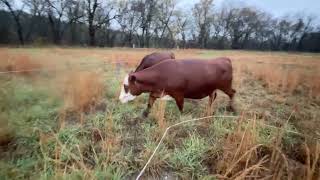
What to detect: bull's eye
<box><xmin>124</xmin><ymin>85</ymin><xmax>129</xmax><ymax>93</ymax></box>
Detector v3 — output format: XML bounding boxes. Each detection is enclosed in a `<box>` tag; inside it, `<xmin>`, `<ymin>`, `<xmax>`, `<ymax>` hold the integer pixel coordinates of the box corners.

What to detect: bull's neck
<box><xmin>135</xmin><ymin>68</ymin><xmax>159</xmax><ymax>85</ymax></box>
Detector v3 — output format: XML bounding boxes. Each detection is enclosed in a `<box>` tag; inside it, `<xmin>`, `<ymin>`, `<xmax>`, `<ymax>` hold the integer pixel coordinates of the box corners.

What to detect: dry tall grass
<box><xmin>0</xmin><ymin>51</ymin><xmax>41</xmax><ymax>75</ymax></box>
<box><xmin>306</xmin><ymin>75</ymin><xmax>320</xmax><ymax>98</ymax></box>
<box><xmin>57</xmin><ymin>71</ymin><xmax>104</xmax><ymax>126</ymax></box>
<box><xmin>304</xmin><ymin>142</ymin><xmax>320</xmax><ymax>180</ymax></box>
<box><xmin>1</xmin><ymin>48</ymin><xmax>319</xmax><ymax>179</ymax></box>
<box><xmin>239</xmin><ymin>62</ymin><xmax>320</xmax><ymax>98</ymax></box>
<box><xmin>0</xmin><ymin>115</ymin><xmax>14</xmax><ymax>146</ymax></box>
<box><xmin>152</xmin><ymin>101</ymin><xmax>167</xmax><ymax>130</ymax></box>
<box><xmin>211</xmin><ymin>115</ymin><xmax>320</xmax><ymax>179</ymax></box>
<box><xmin>61</xmin><ymin>71</ymin><xmax>104</xmax><ymax>112</ymax></box>
<box><xmin>214</xmin><ymin>116</ymin><xmax>269</xmax><ymax>179</ymax></box>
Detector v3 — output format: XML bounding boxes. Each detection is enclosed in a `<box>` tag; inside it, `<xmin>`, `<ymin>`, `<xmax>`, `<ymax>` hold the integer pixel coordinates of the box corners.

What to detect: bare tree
<box><xmin>66</xmin><ymin>0</ymin><xmax>85</xmax><ymax>44</ymax></box>
<box><xmin>115</xmin><ymin>0</ymin><xmax>141</xmax><ymax>47</ymax></box>
<box><xmin>44</xmin><ymin>0</ymin><xmax>73</xmax><ymax>44</ymax></box>
<box><xmin>85</xmin><ymin>0</ymin><xmax>98</xmax><ymax>46</ymax></box>
<box><xmin>132</xmin><ymin>0</ymin><xmax>157</xmax><ymax>47</ymax></box>
<box><xmin>237</xmin><ymin>8</ymin><xmax>261</xmax><ymax>48</ymax></box>
<box><xmin>24</xmin><ymin>0</ymin><xmax>46</xmax><ymax>16</ymax></box>
<box><xmin>156</xmin><ymin>0</ymin><xmax>176</xmax><ymax>46</ymax></box>
<box><xmin>173</xmin><ymin>9</ymin><xmax>189</xmax><ymax>48</ymax></box>
<box><xmin>251</xmin><ymin>12</ymin><xmax>273</xmax><ymax>49</ymax></box>
<box><xmin>221</xmin><ymin>7</ymin><xmax>262</xmax><ymax>49</ymax></box>
<box><xmin>192</xmin><ymin>0</ymin><xmax>214</xmax><ymax>48</ymax></box>
<box><xmin>24</xmin><ymin>0</ymin><xmax>46</xmax><ymax>41</ymax></box>
<box><xmin>85</xmin><ymin>0</ymin><xmax>118</xmax><ymax>46</ymax></box>
<box><xmin>288</xmin><ymin>15</ymin><xmax>315</xmax><ymax>50</ymax></box>
<box><xmin>0</xmin><ymin>0</ymin><xmax>319</xmax><ymax>51</ymax></box>
<box><xmin>212</xmin><ymin>6</ymin><xmax>234</xmax><ymax>48</ymax></box>
<box><xmin>270</xmin><ymin>19</ymin><xmax>291</xmax><ymax>50</ymax></box>
<box><xmin>0</xmin><ymin>0</ymin><xmax>25</xmax><ymax>45</ymax></box>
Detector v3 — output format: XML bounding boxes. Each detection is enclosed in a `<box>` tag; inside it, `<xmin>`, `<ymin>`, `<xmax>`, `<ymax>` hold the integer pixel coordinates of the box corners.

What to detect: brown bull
<box><xmin>125</xmin><ymin>57</ymin><xmax>236</xmax><ymax>117</ymax></box>
<box><xmin>119</xmin><ymin>52</ymin><xmax>175</xmax><ymax>103</ymax></box>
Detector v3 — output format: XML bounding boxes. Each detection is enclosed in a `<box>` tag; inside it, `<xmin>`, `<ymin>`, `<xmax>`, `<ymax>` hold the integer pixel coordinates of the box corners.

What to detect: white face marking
<box><xmin>119</xmin><ymin>74</ymin><xmax>136</xmax><ymax>103</ymax></box>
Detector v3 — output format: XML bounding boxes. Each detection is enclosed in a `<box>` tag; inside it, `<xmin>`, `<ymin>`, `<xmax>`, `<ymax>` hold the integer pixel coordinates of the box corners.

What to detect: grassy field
<box><xmin>0</xmin><ymin>47</ymin><xmax>319</xmax><ymax>179</ymax></box>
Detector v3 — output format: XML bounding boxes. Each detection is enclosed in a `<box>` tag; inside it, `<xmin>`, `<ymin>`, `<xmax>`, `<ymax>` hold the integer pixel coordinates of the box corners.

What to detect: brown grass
<box><xmin>57</xmin><ymin>71</ymin><xmax>104</xmax><ymax>126</ymax></box>
<box><xmin>1</xmin><ymin>47</ymin><xmax>319</xmax><ymax>179</ymax></box>
<box><xmin>210</xmin><ymin>114</ymin><xmax>320</xmax><ymax>179</ymax></box>
<box><xmin>152</xmin><ymin>100</ymin><xmax>167</xmax><ymax>131</ymax></box>
<box><xmin>304</xmin><ymin>141</ymin><xmax>320</xmax><ymax>180</ymax></box>
<box><xmin>0</xmin><ymin>115</ymin><xmax>14</xmax><ymax>146</ymax></box>
<box><xmin>2</xmin><ymin>47</ymin><xmax>317</xmax><ymax>98</ymax></box>
<box><xmin>47</xmin><ymin>48</ymin><xmax>203</xmax><ymax>69</ymax></box>
<box><xmin>306</xmin><ymin>75</ymin><xmax>320</xmax><ymax>98</ymax></box>
<box><xmin>214</xmin><ymin>116</ymin><xmax>268</xmax><ymax>178</ymax></box>
<box><xmin>62</xmin><ymin>71</ymin><xmax>104</xmax><ymax>112</ymax></box>
<box><xmin>0</xmin><ymin>51</ymin><xmax>41</xmax><ymax>75</ymax></box>
<box><xmin>239</xmin><ymin>62</ymin><xmax>320</xmax><ymax>98</ymax></box>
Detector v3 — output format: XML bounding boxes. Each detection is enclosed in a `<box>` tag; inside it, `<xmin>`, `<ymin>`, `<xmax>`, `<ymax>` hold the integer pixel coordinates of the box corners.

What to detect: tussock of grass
<box><xmin>151</xmin><ymin>100</ymin><xmax>167</xmax><ymax>130</ymax></box>
<box><xmin>58</xmin><ymin>71</ymin><xmax>104</xmax><ymax>112</ymax></box>
<box><xmin>0</xmin><ymin>51</ymin><xmax>42</xmax><ymax>78</ymax></box>
<box><xmin>169</xmin><ymin>134</ymin><xmax>210</xmax><ymax>178</ymax></box>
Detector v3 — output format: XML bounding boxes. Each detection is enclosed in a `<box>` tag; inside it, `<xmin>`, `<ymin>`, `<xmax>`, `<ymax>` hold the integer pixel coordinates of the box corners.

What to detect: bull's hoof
<box><xmin>142</xmin><ymin>110</ymin><xmax>149</xmax><ymax>118</ymax></box>
<box><xmin>226</xmin><ymin>105</ymin><xmax>236</xmax><ymax>113</ymax></box>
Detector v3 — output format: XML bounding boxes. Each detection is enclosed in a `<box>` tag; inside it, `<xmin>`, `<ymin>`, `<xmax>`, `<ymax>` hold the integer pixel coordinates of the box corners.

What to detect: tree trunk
<box><xmin>2</xmin><ymin>1</ymin><xmax>24</xmax><ymax>45</ymax></box>
<box><xmin>87</xmin><ymin>0</ymin><xmax>98</xmax><ymax>46</ymax></box>
<box><xmin>140</xmin><ymin>28</ymin><xmax>146</xmax><ymax>47</ymax></box>
<box><xmin>89</xmin><ymin>25</ymin><xmax>95</xmax><ymax>46</ymax></box>
<box><xmin>182</xmin><ymin>33</ymin><xmax>186</xmax><ymax>48</ymax></box>
<box><xmin>15</xmin><ymin>17</ymin><xmax>24</xmax><ymax>45</ymax></box>
<box><xmin>48</xmin><ymin>13</ymin><xmax>62</xmax><ymax>44</ymax></box>
<box><xmin>297</xmin><ymin>33</ymin><xmax>306</xmax><ymax>51</ymax></box>
<box><xmin>231</xmin><ymin>34</ymin><xmax>241</xmax><ymax>49</ymax></box>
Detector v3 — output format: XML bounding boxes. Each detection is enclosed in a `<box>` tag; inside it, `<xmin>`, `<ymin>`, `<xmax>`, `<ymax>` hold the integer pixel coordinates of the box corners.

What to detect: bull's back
<box><xmin>135</xmin><ymin>52</ymin><xmax>174</xmax><ymax>72</ymax></box>
<box><xmin>176</xmin><ymin>58</ymin><xmax>232</xmax><ymax>82</ymax></box>
<box><xmin>161</xmin><ymin>58</ymin><xmax>233</xmax><ymax>98</ymax></box>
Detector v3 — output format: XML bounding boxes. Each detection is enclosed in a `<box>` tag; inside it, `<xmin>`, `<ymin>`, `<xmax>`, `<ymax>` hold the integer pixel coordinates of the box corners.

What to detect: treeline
<box><xmin>0</xmin><ymin>0</ymin><xmax>319</xmax><ymax>52</ymax></box>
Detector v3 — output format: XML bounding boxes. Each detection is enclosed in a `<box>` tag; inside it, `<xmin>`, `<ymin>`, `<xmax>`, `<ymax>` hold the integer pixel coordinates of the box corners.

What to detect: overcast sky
<box><xmin>15</xmin><ymin>0</ymin><xmax>320</xmax><ymax>17</ymax></box>
<box><xmin>178</xmin><ymin>0</ymin><xmax>320</xmax><ymax>20</ymax></box>
<box><xmin>13</xmin><ymin>0</ymin><xmax>320</xmax><ymax>24</ymax></box>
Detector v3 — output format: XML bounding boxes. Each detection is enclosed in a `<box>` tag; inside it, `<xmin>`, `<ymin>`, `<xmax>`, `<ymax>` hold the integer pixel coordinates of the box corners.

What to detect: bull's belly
<box><xmin>184</xmin><ymin>94</ymin><xmax>209</xmax><ymax>99</ymax></box>
<box><xmin>184</xmin><ymin>91</ymin><xmax>212</xmax><ymax>99</ymax></box>
<box><xmin>182</xmin><ymin>85</ymin><xmax>216</xmax><ymax>99</ymax></box>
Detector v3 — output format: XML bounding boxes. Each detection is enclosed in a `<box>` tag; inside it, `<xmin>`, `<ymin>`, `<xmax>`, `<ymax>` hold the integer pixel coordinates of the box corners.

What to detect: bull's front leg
<box><xmin>172</xmin><ymin>93</ymin><xmax>184</xmax><ymax>113</ymax></box>
<box><xmin>142</xmin><ymin>94</ymin><xmax>156</xmax><ymax>117</ymax></box>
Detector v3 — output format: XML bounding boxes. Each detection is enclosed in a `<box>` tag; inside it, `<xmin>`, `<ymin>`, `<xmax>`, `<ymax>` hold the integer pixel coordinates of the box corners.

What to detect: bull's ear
<box><xmin>129</xmin><ymin>74</ymin><xmax>136</xmax><ymax>82</ymax></box>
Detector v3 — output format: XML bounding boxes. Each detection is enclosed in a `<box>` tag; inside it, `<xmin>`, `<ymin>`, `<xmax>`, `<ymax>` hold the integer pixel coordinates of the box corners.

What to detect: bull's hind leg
<box><xmin>206</xmin><ymin>91</ymin><xmax>217</xmax><ymax>115</ymax></box>
<box><xmin>209</xmin><ymin>91</ymin><xmax>217</xmax><ymax>106</ymax></box>
<box><xmin>222</xmin><ymin>88</ymin><xmax>236</xmax><ymax>112</ymax></box>
<box><xmin>143</xmin><ymin>94</ymin><xmax>156</xmax><ymax>117</ymax></box>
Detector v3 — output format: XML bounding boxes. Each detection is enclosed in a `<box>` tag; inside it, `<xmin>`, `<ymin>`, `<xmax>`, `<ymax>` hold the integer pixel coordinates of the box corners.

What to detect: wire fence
<box><xmin>0</xmin><ymin>61</ymin><xmax>135</xmax><ymax>88</ymax></box>
<box><xmin>0</xmin><ymin>61</ymin><xmax>129</xmax><ymax>74</ymax></box>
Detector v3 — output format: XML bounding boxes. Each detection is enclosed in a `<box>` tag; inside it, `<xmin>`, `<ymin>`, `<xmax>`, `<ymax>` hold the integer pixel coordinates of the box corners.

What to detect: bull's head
<box><xmin>119</xmin><ymin>73</ymin><xmax>136</xmax><ymax>103</ymax></box>
<box><xmin>119</xmin><ymin>71</ymin><xmax>146</xmax><ymax>103</ymax></box>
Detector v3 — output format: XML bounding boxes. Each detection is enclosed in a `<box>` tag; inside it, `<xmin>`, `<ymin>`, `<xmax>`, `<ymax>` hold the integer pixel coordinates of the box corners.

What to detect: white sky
<box><xmin>178</xmin><ymin>0</ymin><xmax>320</xmax><ymax>18</ymax></box>
<box><xmin>13</xmin><ymin>0</ymin><xmax>320</xmax><ymax>24</ymax></box>
<box><xmin>14</xmin><ymin>0</ymin><xmax>320</xmax><ymax>17</ymax></box>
